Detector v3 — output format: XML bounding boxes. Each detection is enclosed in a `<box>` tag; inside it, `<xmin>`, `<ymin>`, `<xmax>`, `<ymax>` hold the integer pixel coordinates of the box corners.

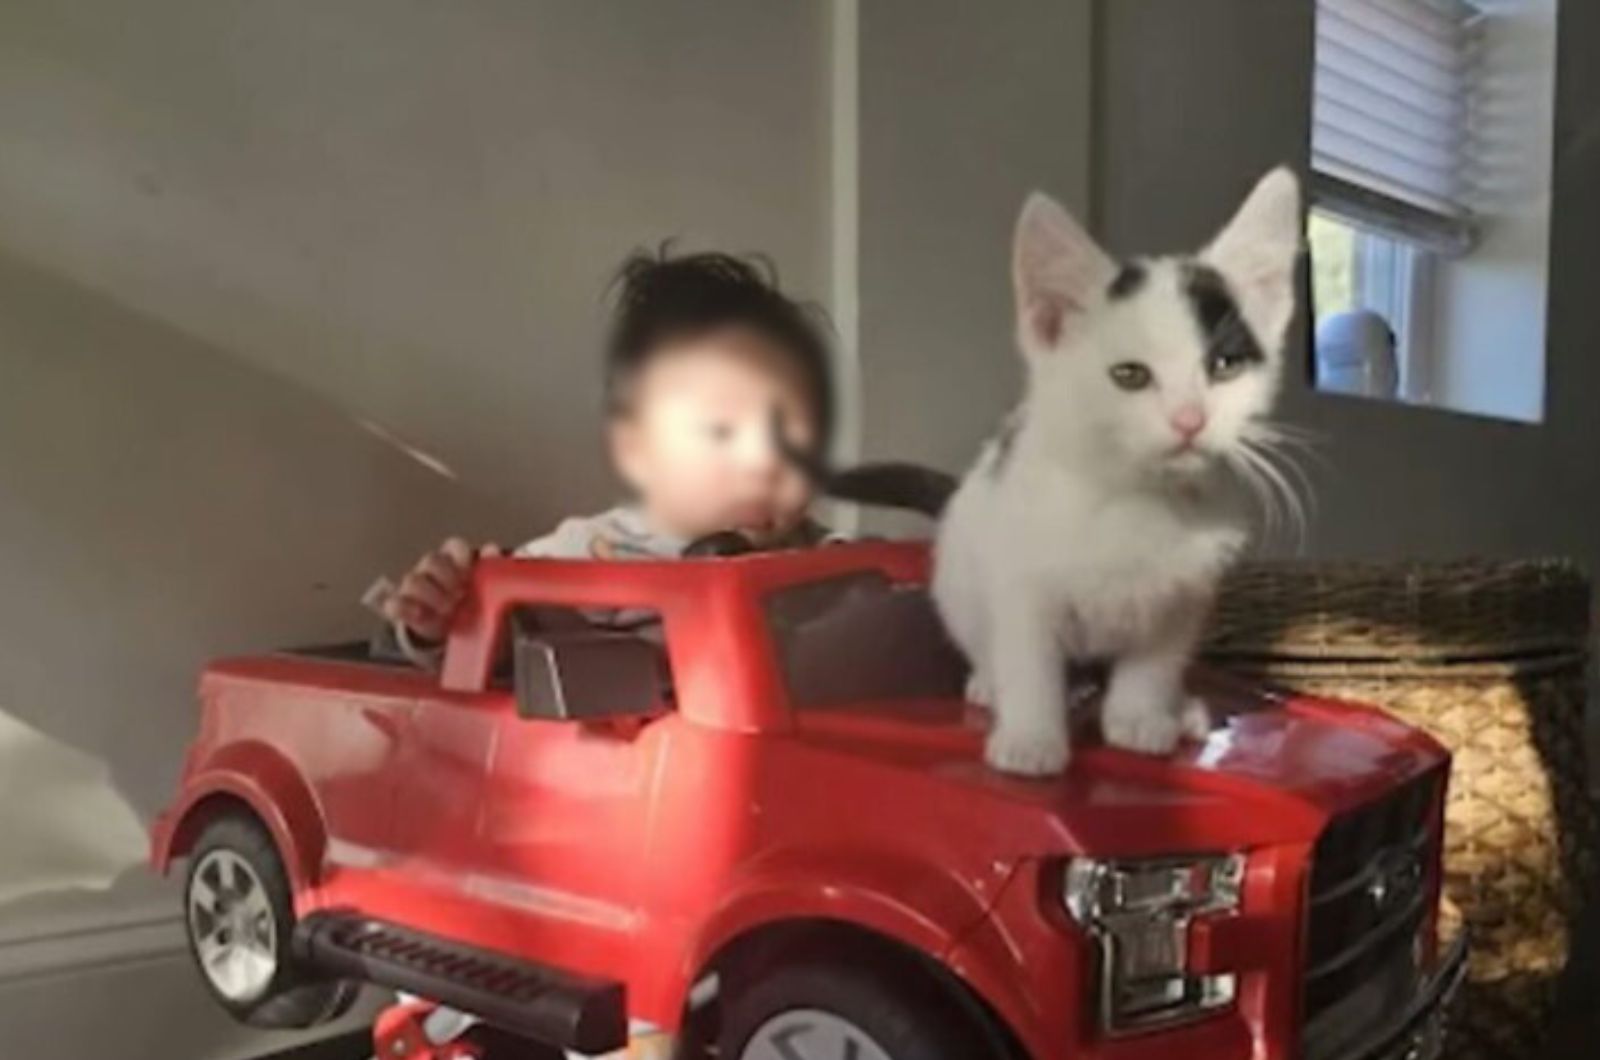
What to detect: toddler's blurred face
<box><xmin>609</xmin><ymin>327</ymin><xmax>819</xmax><ymax>544</ymax></box>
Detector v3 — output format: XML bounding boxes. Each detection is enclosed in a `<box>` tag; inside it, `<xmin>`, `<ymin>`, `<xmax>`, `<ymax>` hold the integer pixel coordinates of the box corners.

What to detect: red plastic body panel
<box><xmin>372</xmin><ymin>1000</ymin><xmax>483</xmax><ymax>1060</ymax></box>
<box><xmin>152</xmin><ymin>543</ymin><xmax>1451</xmax><ymax>1060</ymax></box>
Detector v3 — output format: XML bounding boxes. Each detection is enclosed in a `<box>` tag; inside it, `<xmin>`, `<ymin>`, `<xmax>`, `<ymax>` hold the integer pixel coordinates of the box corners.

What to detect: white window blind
<box><xmin>1313</xmin><ymin>0</ymin><xmax>1480</xmax><ymax>252</ymax></box>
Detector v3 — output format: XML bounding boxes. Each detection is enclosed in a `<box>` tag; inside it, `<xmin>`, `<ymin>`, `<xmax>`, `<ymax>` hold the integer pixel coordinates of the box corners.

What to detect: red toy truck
<box><xmin>151</xmin><ymin>543</ymin><xmax>1465</xmax><ymax>1060</ymax></box>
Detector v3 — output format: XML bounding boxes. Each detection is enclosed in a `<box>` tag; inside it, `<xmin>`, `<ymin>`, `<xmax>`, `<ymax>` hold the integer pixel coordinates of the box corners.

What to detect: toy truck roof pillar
<box><xmin>439</xmin><ymin>556</ymin><xmax>791</xmax><ymax>733</ymax></box>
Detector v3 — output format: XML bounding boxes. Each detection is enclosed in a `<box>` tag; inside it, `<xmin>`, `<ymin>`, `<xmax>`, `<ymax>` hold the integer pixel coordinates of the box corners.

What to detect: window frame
<box><xmin>1309</xmin><ymin>0</ymin><xmax>1478</xmax><ymax>410</ymax></box>
<box><xmin>1308</xmin><ymin>203</ymin><xmax>1437</xmax><ymax>405</ymax></box>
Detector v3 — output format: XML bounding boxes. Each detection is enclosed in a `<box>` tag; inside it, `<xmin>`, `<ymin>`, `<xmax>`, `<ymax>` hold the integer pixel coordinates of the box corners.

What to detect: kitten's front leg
<box><xmin>1101</xmin><ymin>610</ymin><xmax>1205</xmax><ymax>755</ymax></box>
<box><xmin>985</xmin><ymin>595</ymin><xmax>1070</xmax><ymax>776</ymax></box>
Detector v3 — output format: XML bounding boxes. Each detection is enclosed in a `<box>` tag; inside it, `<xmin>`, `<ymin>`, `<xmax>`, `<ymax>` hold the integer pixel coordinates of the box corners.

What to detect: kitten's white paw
<box><xmin>1181</xmin><ymin>696</ymin><xmax>1213</xmax><ymax>740</ymax></box>
<box><xmin>1102</xmin><ymin>705</ymin><xmax>1183</xmax><ymax>755</ymax></box>
<box><xmin>985</xmin><ymin>726</ymin><xmax>1070</xmax><ymax>776</ymax></box>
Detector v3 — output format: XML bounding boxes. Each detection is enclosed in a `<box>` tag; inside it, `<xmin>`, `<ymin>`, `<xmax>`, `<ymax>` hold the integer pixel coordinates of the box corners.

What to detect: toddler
<box><xmin>383</xmin><ymin>249</ymin><xmax>837</xmax><ymax>660</ymax></box>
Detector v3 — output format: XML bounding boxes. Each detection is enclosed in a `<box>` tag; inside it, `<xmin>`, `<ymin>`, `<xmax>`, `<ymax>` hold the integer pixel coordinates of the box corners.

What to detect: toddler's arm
<box><xmin>377</xmin><ymin>517</ymin><xmax>605</xmax><ymax>669</ymax></box>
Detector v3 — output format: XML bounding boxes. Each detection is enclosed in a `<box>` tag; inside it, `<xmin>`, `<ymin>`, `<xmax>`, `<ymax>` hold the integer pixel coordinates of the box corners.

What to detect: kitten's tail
<box><xmin>823</xmin><ymin>462</ymin><xmax>959</xmax><ymax>518</ymax></box>
<box><xmin>774</xmin><ymin>410</ymin><xmax>957</xmax><ymax>519</ymax></box>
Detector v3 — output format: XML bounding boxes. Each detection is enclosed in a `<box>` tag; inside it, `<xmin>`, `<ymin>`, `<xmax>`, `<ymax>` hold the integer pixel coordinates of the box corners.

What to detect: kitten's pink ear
<box><xmin>1013</xmin><ymin>192</ymin><xmax>1116</xmax><ymax>357</ymax></box>
<box><xmin>1203</xmin><ymin>166</ymin><xmax>1303</xmax><ymax>351</ymax></box>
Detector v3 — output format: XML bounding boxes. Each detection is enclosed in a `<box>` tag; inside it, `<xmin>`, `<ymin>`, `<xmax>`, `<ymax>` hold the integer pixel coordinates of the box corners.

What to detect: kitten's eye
<box><xmin>1108</xmin><ymin>362</ymin><xmax>1153</xmax><ymax>392</ymax></box>
<box><xmin>1208</xmin><ymin>350</ymin><xmax>1251</xmax><ymax>382</ymax></box>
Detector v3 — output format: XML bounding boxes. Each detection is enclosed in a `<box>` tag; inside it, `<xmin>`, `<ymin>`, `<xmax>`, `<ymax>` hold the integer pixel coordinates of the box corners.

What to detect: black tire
<box><xmin>184</xmin><ymin>813</ymin><xmax>358</xmax><ymax>1029</ymax></box>
<box><xmin>717</xmin><ymin>957</ymin><xmax>1004</xmax><ymax>1060</ymax></box>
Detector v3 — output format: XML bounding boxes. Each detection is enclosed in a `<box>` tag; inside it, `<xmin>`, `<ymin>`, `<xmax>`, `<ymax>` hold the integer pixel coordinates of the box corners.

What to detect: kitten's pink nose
<box><xmin>1169</xmin><ymin>404</ymin><xmax>1207</xmax><ymax>442</ymax></box>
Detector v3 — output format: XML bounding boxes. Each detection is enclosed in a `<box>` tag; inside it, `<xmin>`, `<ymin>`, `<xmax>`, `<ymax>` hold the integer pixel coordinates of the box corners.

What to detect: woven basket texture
<box><xmin>1209</xmin><ymin>558</ymin><xmax>1589</xmax><ymax>662</ymax></box>
<box><xmin>1205</xmin><ymin>559</ymin><xmax>1596</xmax><ymax>1060</ymax></box>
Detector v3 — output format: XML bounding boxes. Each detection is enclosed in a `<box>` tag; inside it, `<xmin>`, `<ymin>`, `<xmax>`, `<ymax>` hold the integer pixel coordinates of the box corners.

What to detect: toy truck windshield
<box><xmin>762</xmin><ymin>570</ymin><xmax>967</xmax><ymax>710</ymax></box>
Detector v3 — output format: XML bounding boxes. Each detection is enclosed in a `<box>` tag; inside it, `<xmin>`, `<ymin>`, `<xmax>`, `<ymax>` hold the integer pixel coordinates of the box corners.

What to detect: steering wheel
<box><xmin>682</xmin><ymin>531</ymin><xmax>762</xmax><ymax>558</ymax></box>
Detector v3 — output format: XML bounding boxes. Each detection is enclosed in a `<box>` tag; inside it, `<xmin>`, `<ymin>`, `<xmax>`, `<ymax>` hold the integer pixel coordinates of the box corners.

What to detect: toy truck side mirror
<box><xmin>511</xmin><ymin>625</ymin><xmax>667</xmax><ymax>722</ymax></box>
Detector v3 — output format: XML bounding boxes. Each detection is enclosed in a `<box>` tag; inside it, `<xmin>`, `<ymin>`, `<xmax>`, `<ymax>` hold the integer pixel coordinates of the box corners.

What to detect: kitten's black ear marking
<box><xmin>1183</xmin><ymin>261</ymin><xmax>1265</xmax><ymax>369</ymax></box>
<box><xmin>1183</xmin><ymin>263</ymin><xmax>1239</xmax><ymax>337</ymax></box>
<box><xmin>1203</xmin><ymin>166</ymin><xmax>1302</xmax><ymax>350</ymax></box>
<box><xmin>1108</xmin><ymin>262</ymin><xmax>1148</xmax><ymax>301</ymax></box>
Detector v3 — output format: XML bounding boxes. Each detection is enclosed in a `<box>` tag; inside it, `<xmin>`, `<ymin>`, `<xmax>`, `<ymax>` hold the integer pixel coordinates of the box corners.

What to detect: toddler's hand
<box><xmin>382</xmin><ymin>538</ymin><xmax>502</xmax><ymax>642</ymax></box>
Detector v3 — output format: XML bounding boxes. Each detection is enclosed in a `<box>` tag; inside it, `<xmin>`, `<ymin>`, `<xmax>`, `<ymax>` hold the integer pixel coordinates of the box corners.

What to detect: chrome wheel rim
<box><xmin>740</xmin><ymin>1009</ymin><xmax>895</xmax><ymax>1060</ymax></box>
<box><xmin>188</xmin><ymin>849</ymin><xmax>278</xmax><ymax>1003</ymax></box>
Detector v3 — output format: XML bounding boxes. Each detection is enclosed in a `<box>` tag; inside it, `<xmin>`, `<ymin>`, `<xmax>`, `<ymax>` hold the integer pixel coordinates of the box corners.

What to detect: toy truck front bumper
<box><xmin>1322</xmin><ymin>934</ymin><xmax>1467</xmax><ymax>1060</ymax></box>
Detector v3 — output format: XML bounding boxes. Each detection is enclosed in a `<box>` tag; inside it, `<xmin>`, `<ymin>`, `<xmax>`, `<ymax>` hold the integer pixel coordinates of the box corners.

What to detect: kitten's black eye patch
<box><xmin>1108</xmin><ymin>262</ymin><xmax>1148</xmax><ymax>300</ymax></box>
<box><xmin>1182</xmin><ymin>261</ymin><xmax>1265</xmax><ymax>382</ymax></box>
<box><xmin>1208</xmin><ymin>350</ymin><xmax>1251</xmax><ymax>382</ymax></box>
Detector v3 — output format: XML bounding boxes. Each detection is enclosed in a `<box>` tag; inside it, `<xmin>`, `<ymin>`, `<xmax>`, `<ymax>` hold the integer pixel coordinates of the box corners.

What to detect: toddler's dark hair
<box><xmin>604</xmin><ymin>246</ymin><xmax>834</xmax><ymax>441</ymax></box>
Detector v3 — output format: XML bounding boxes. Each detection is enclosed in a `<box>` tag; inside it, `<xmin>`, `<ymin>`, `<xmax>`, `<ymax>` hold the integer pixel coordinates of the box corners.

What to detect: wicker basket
<box><xmin>1205</xmin><ymin>559</ymin><xmax>1597</xmax><ymax>1060</ymax></box>
<box><xmin>1208</xmin><ymin>559</ymin><xmax>1590</xmax><ymax>662</ymax></box>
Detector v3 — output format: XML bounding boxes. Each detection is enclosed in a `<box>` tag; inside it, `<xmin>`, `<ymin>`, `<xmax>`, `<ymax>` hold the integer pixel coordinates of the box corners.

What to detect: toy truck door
<box><xmin>389</xmin><ymin>688</ymin><xmax>498</xmax><ymax>865</ymax></box>
<box><xmin>327</xmin><ymin>688</ymin><xmax>496</xmax><ymax>938</ymax></box>
<box><xmin>463</xmin><ymin>611</ymin><xmax>671</xmax><ymax>977</ymax></box>
<box><xmin>474</xmin><ymin>697</ymin><xmax>664</xmax><ymax>976</ymax></box>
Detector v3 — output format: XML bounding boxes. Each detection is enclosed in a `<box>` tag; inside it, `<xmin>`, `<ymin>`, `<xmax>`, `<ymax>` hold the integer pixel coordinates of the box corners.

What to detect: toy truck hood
<box><xmin>789</xmin><ymin>671</ymin><xmax>1448</xmax><ymax>858</ymax></box>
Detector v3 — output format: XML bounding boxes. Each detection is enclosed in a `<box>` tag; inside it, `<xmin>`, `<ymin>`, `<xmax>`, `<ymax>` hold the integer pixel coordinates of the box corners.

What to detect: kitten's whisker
<box><xmin>1241</xmin><ymin>440</ymin><xmax>1309</xmax><ymax>549</ymax></box>
<box><xmin>1236</xmin><ymin>449</ymin><xmax>1285</xmax><ymax>540</ymax></box>
<box><xmin>1232</xmin><ymin>440</ymin><xmax>1308</xmax><ymax>550</ymax></box>
<box><xmin>1246</xmin><ymin>419</ymin><xmax>1315</xmax><ymax>450</ymax></box>
<box><xmin>1250</xmin><ymin>428</ymin><xmax>1312</xmax><ymax>457</ymax></box>
<box><xmin>1246</xmin><ymin>435</ymin><xmax>1319</xmax><ymax>516</ymax></box>
<box><xmin>1225</xmin><ymin>447</ymin><xmax>1283</xmax><ymax>539</ymax></box>
<box><xmin>1252</xmin><ymin>418</ymin><xmax>1323</xmax><ymax>443</ymax></box>
<box><xmin>1255</xmin><ymin>427</ymin><xmax>1321</xmax><ymax>510</ymax></box>
<box><xmin>1242</xmin><ymin>421</ymin><xmax>1329</xmax><ymax>530</ymax></box>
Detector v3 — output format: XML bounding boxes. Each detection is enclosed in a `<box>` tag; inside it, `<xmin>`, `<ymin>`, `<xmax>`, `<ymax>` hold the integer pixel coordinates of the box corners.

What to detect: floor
<box><xmin>261</xmin><ymin>1031</ymin><xmax>369</xmax><ymax>1060</ymax></box>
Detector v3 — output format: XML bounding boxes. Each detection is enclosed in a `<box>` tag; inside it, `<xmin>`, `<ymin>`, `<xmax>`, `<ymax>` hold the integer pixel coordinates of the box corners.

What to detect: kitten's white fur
<box><xmin>933</xmin><ymin>168</ymin><xmax>1303</xmax><ymax>776</ymax></box>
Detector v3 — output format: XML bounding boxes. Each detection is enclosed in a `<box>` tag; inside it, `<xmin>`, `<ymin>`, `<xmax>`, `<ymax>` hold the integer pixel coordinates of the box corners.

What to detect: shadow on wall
<box><xmin>0</xmin><ymin>247</ymin><xmax>517</xmax><ymax>915</ymax></box>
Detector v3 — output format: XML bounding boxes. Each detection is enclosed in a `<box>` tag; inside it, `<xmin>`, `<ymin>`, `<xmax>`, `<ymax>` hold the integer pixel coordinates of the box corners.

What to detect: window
<box><xmin>490</xmin><ymin>605</ymin><xmax>669</xmax><ymax>703</ymax></box>
<box><xmin>1308</xmin><ymin>0</ymin><xmax>1557</xmax><ymax>422</ymax></box>
<box><xmin>1309</xmin><ymin>212</ymin><xmax>1432</xmax><ymax>399</ymax></box>
<box><xmin>764</xmin><ymin>574</ymin><xmax>967</xmax><ymax>711</ymax></box>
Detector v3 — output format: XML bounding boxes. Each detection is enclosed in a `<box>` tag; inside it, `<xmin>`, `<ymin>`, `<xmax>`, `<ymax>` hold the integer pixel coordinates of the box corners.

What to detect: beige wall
<box><xmin>0</xmin><ymin>1</ymin><xmax>828</xmax><ymax>1055</ymax></box>
<box><xmin>856</xmin><ymin>0</ymin><xmax>1094</xmax><ymax>479</ymax></box>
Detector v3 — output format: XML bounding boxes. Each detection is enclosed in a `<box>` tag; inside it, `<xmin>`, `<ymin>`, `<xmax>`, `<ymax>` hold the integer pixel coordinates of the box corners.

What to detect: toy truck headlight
<box><xmin>1063</xmin><ymin>854</ymin><xmax>1244</xmax><ymax>1034</ymax></box>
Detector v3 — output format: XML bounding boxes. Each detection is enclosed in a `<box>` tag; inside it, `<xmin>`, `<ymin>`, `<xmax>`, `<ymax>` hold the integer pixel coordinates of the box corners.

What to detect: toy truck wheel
<box><xmin>184</xmin><ymin>814</ymin><xmax>357</xmax><ymax>1029</ymax></box>
<box><xmin>718</xmin><ymin>959</ymin><xmax>1001</xmax><ymax>1060</ymax></box>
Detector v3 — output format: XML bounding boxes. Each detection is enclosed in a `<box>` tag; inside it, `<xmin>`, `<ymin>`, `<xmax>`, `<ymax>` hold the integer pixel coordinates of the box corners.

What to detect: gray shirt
<box><xmin>515</xmin><ymin>505</ymin><xmax>690</xmax><ymax>560</ymax></box>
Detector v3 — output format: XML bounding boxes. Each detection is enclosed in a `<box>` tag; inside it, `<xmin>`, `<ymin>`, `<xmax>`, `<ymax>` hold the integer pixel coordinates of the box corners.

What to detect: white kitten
<box><xmin>933</xmin><ymin>167</ymin><xmax>1302</xmax><ymax>775</ymax></box>
<box><xmin>780</xmin><ymin>167</ymin><xmax>1303</xmax><ymax>776</ymax></box>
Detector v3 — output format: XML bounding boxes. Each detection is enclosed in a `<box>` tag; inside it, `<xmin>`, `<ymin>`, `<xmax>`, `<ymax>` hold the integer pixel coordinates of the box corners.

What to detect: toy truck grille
<box><xmin>1301</xmin><ymin>767</ymin><xmax>1446</xmax><ymax>1060</ymax></box>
